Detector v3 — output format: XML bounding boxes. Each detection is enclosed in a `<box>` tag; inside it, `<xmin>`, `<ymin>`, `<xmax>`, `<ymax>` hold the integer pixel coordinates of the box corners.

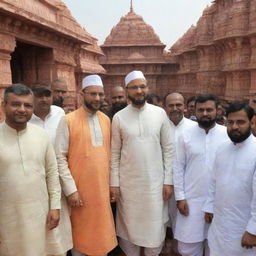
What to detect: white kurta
<box><xmin>173</xmin><ymin>123</ymin><xmax>228</xmax><ymax>243</ymax></box>
<box><xmin>111</xmin><ymin>103</ymin><xmax>175</xmax><ymax>247</ymax></box>
<box><xmin>203</xmin><ymin>135</ymin><xmax>256</xmax><ymax>256</ymax></box>
<box><xmin>0</xmin><ymin>122</ymin><xmax>61</xmax><ymax>256</ymax></box>
<box><xmin>30</xmin><ymin>105</ymin><xmax>65</xmax><ymax>143</ymax></box>
<box><xmin>169</xmin><ymin>117</ymin><xmax>196</xmax><ymax>231</ymax></box>
<box><xmin>30</xmin><ymin>105</ymin><xmax>72</xmax><ymax>255</ymax></box>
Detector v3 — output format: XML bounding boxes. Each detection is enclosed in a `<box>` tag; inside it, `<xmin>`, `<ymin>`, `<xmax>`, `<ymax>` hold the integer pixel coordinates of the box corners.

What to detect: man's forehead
<box><xmin>112</xmin><ymin>91</ymin><xmax>125</xmax><ymax>96</ymax></box>
<box><xmin>227</xmin><ymin>110</ymin><xmax>248</xmax><ymax>119</ymax></box>
<box><xmin>166</xmin><ymin>94</ymin><xmax>184</xmax><ymax>103</ymax></box>
<box><xmin>127</xmin><ymin>78</ymin><xmax>146</xmax><ymax>86</ymax></box>
<box><xmin>83</xmin><ymin>85</ymin><xmax>104</xmax><ymax>92</ymax></box>
<box><xmin>196</xmin><ymin>100</ymin><xmax>216</xmax><ymax>107</ymax></box>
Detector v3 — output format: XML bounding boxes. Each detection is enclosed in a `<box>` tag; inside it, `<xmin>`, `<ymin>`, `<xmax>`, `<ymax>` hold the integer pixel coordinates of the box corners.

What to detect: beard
<box><xmin>197</xmin><ymin>117</ymin><xmax>216</xmax><ymax>128</ymax></box>
<box><xmin>112</xmin><ymin>102</ymin><xmax>127</xmax><ymax>113</ymax></box>
<box><xmin>53</xmin><ymin>97</ymin><xmax>64</xmax><ymax>108</ymax></box>
<box><xmin>228</xmin><ymin>127</ymin><xmax>251</xmax><ymax>143</ymax></box>
<box><xmin>84</xmin><ymin>100</ymin><xmax>100</xmax><ymax>112</ymax></box>
<box><xmin>128</xmin><ymin>95</ymin><xmax>146</xmax><ymax>106</ymax></box>
<box><xmin>169</xmin><ymin>111</ymin><xmax>183</xmax><ymax>123</ymax></box>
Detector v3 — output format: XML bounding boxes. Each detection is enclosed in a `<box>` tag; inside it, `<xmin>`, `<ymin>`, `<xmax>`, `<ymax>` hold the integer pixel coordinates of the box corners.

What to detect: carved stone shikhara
<box><xmin>101</xmin><ymin>0</ymin><xmax>256</xmax><ymax>103</ymax></box>
<box><xmin>1</xmin><ymin>0</ymin><xmax>256</xmax><ymax>121</ymax></box>
<box><xmin>0</xmin><ymin>0</ymin><xmax>105</xmax><ymax>120</ymax></box>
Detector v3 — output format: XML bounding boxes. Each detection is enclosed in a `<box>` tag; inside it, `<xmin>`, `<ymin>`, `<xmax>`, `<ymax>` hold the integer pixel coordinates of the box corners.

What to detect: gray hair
<box><xmin>3</xmin><ymin>83</ymin><xmax>33</xmax><ymax>103</ymax></box>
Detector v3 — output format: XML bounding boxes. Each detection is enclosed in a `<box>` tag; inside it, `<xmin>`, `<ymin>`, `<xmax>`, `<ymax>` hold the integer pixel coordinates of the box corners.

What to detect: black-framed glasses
<box><xmin>85</xmin><ymin>92</ymin><xmax>105</xmax><ymax>97</ymax></box>
<box><xmin>127</xmin><ymin>85</ymin><xmax>148</xmax><ymax>90</ymax></box>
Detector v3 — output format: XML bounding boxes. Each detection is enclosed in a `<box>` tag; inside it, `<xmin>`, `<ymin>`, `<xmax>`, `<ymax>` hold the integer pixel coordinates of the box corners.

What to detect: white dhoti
<box><xmin>119</xmin><ymin>237</ymin><xmax>163</xmax><ymax>256</ymax></box>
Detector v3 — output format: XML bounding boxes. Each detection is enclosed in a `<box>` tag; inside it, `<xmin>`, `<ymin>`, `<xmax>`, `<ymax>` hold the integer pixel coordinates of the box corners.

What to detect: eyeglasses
<box><xmin>127</xmin><ymin>85</ymin><xmax>148</xmax><ymax>90</ymax></box>
<box><xmin>226</xmin><ymin>120</ymin><xmax>247</xmax><ymax>126</ymax></box>
<box><xmin>85</xmin><ymin>92</ymin><xmax>105</xmax><ymax>97</ymax></box>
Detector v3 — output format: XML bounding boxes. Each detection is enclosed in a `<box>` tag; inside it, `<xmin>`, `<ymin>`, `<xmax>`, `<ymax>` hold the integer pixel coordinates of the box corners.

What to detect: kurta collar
<box><xmin>232</xmin><ymin>134</ymin><xmax>254</xmax><ymax>148</ymax></box>
<box><xmin>197</xmin><ymin>122</ymin><xmax>218</xmax><ymax>135</ymax></box>
<box><xmin>130</xmin><ymin>102</ymin><xmax>147</xmax><ymax>112</ymax></box>
<box><xmin>169</xmin><ymin>116</ymin><xmax>185</xmax><ymax>128</ymax></box>
<box><xmin>32</xmin><ymin>105</ymin><xmax>53</xmax><ymax>121</ymax></box>
<box><xmin>82</xmin><ymin>105</ymin><xmax>98</xmax><ymax>117</ymax></box>
<box><xmin>3</xmin><ymin>121</ymin><xmax>28</xmax><ymax>135</ymax></box>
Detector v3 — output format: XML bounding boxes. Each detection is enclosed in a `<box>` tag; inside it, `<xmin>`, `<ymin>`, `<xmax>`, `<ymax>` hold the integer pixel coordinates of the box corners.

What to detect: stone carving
<box><xmin>0</xmin><ymin>0</ymin><xmax>105</xmax><ymax>120</ymax></box>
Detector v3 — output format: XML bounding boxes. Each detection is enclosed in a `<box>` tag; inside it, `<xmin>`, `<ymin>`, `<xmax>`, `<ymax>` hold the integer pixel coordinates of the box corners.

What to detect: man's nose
<box><xmin>18</xmin><ymin>104</ymin><xmax>26</xmax><ymax>112</ymax></box>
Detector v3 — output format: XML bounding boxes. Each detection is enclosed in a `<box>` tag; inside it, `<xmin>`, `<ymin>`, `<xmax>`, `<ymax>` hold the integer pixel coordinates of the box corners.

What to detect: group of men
<box><xmin>0</xmin><ymin>70</ymin><xmax>256</xmax><ymax>256</ymax></box>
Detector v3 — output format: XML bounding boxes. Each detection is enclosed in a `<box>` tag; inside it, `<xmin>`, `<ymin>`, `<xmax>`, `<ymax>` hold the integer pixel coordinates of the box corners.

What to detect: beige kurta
<box><xmin>111</xmin><ymin>103</ymin><xmax>175</xmax><ymax>247</ymax></box>
<box><xmin>0</xmin><ymin>122</ymin><xmax>61</xmax><ymax>256</ymax></box>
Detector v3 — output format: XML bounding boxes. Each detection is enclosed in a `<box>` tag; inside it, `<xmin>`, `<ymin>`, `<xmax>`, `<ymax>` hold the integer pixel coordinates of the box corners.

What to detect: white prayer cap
<box><xmin>82</xmin><ymin>75</ymin><xmax>103</xmax><ymax>90</ymax></box>
<box><xmin>125</xmin><ymin>70</ymin><xmax>146</xmax><ymax>87</ymax></box>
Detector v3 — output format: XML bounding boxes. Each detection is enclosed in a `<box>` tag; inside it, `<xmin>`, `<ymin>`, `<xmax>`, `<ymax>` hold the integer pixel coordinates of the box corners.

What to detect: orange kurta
<box><xmin>65</xmin><ymin>107</ymin><xmax>117</xmax><ymax>255</ymax></box>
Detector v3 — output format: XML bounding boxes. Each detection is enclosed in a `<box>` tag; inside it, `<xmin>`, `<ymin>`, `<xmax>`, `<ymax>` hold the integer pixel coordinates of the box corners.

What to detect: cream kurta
<box><xmin>203</xmin><ymin>135</ymin><xmax>256</xmax><ymax>256</ymax></box>
<box><xmin>30</xmin><ymin>105</ymin><xmax>72</xmax><ymax>255</ymax></box>
<box><xmin>111</xmin><ymin>103</ymin><xmax>175</xmax><ymax>247</ymax></box>
<box><xmin>173</xmin><ymin>124</ymin><xmax>228</xmax><ymax>243</ymax></box>
<box><xmin>0</xmin><ymin>122</ymin><xmax>61</xmax><ymax>256</ymax></box>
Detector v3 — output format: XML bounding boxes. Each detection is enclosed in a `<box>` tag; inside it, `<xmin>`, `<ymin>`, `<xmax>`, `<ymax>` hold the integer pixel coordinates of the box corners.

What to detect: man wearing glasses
<box><xmin>55</xmin><ymin>75</ymin><xmax>117</xmax><ymax>256</ymax></box>
<box><xmin>110</xmin><ymin>70</ymin><xmax>175</xmax><ymax>256</ymax></box>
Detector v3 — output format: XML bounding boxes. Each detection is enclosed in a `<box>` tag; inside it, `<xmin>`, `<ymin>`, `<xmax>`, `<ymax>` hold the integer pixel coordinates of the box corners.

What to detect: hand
<box><xmin>204</xmin><ymin>212</ymin><xmax>214</xmax><ymax>224</ymax></box>
<box><xmin>177</xmin><ymin>200</ymin><xmax>189</xmax><ymax>216</ymax></box>
<box><xmin>241</xmin><ymin>231</ymin><xmax>256</xmax><ymax>249</ymax></box>
<box><xmin>163</xmin><ymin>185</ymin><xmax>173</xmax><ymax>201</ymax></box>
<box><xmin>67</xmin><ymin>191</ymin><xmax>83</xmax><ymax>207</ymax></box>
<box><xmin>110</xmin><ymin>187</ymin><xmax>120</xmax><ymax>203</ymax></box>
<box><xmin>47</xmin><ymin>209</ymin><xmax>60</xmax><ymax>230</ymax></box>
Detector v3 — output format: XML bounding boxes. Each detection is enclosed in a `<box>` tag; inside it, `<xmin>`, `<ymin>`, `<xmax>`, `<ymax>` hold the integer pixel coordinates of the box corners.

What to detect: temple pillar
<box><xmin>0</xmin><ymin>34</ymin><xmax>16</xmax><ymax>121</ymax></box>
<box><xmin>53</xmin><ymin>48</ymin><xmax>78</xmax><ymax>110</ymax></box>
<box><xmin>249</xmin><ymin>70</ymin><xmax>256</xmax><ymax>95</ymax></box>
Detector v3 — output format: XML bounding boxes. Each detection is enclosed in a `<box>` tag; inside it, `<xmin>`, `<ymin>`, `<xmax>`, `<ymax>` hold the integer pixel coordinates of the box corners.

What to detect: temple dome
<box><xmin>103</xmin><ymin>9</ymin><xmax>164</xmax><ymax>47</ymax></box>
<box><xmin>170</xmin><ymin>25</ymin><xmax>197</xmax><ymax>54</ymax></box>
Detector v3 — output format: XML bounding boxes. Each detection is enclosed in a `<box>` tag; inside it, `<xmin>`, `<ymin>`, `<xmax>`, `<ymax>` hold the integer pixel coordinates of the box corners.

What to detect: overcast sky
<box><xmin>62</xmin><ymin>0</ymin><xmax>213</xmax><ymax>49</ymax></box>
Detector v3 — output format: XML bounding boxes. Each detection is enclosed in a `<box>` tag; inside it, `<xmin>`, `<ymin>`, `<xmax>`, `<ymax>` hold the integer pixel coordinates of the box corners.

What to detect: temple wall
<box><xmin>167</xmin><ymin>0</ymin><xmax>256</xmax><ymax>101</ymax></box>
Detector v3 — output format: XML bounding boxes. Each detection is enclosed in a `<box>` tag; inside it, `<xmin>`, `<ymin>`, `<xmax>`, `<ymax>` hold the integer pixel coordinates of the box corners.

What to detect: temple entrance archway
<box><xmin>11</xmin><ymin>41</ymin><xmax>54</xmax><ymax>86</ymax></box>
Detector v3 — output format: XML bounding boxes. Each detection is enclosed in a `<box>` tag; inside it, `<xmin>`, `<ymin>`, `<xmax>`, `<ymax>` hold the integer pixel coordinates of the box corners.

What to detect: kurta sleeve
<box><xmin>202</xmin><ymin>162</ymin><xmax>216</xmax><ymax>214</ymax></box>
<box><xmin>45</xmin><ymin>140</ymin><xmax>61</xmax><ymax>209</ymax></box>
<box><xmin>246</xmin><ymin>168</ymin><xmax>256</xmax><ymax>235</ymax></box>
<box><xmin>110</xmin><ymin>115</ymin><xmax>122</xmax><ymax>187</ymax></box>
<box><xmin>55</xmin><ymin>117</ymin><xmax>77</xmax><ymax>197</ymax></box>
<box><xmin>173</xmin><ymin>131</ymin><xmax>186</xmax><ymax>200</ymax></box>
<box><xmin>160</xmin><ymin>113</ymin><xmax>175</xmax><ymax>185</ymax></box>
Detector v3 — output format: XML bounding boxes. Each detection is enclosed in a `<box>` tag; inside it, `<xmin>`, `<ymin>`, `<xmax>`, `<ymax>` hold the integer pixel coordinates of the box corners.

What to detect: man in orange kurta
<box><xmin>55</xmin><ymin>75</ymin><xmax>117</xmax><ymax>256</ymax></box>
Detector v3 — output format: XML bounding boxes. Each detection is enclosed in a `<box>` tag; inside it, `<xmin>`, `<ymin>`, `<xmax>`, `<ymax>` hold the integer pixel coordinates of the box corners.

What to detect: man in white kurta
<box><xmin>0</xmin><ymin>84</ymin><xmax>61</xmax><ymax>256</ymax></box>
<box><xmin>29</xmin><ymin>84</ymin><xmax>72</xmax><ymax>256</ymax></box>
<box><xmin>110</xmin><ymin>71</ymin><xmax>175</xmax><ymax>256</ymax></box>
<box><xmin>173</xmin><ymin>94</ymin><xmax>228</xmax><ymax>256</ymax></box>
<box><xmin>203</xmin><ymin>102</ymin><xmax>256</xmax><ymax>256</ymax></box>
<box><xmin>164</xmin><ymin>92</ymin><xmax>196</xmax><ymax>233</ymax></box>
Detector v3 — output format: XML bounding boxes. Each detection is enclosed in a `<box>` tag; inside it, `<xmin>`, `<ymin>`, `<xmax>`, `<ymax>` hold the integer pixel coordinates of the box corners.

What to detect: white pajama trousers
<box><xmin>119</xmin><ymin>237</ymin><xmax>163</xmax><ymax>256</ymax></box>
<box><xmin>178</xmin><ymin>240</ymin><xmax>209</xmax><ymax>256</ymax></box>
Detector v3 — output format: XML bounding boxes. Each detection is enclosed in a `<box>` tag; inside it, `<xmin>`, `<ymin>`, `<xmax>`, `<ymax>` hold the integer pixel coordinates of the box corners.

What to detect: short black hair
<box><xmin>4</xmin><ymin>84</ymin><xmax>33</xmax><ymax>103</ymax></box>
<box><xmin>195</xmin><ymin>94</ymin><xmax>218</xmax><ymax>107</ymax></box>
<box><xmin>147</xmin><ymin>93</ymin><xmax>161</xmax><ymax>104</ymax></box>
<box><xmin>187</xmin><ymin>96</ymin><xmax>196</xmax><ymax>106</ymax></box>
<box><xmin>226</xmin><ymin>101</ymin><xmax>254</xmax><ymax>120</ymax></box>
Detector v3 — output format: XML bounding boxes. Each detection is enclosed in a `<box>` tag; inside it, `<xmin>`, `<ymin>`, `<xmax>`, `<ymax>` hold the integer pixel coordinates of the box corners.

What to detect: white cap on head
<box><xmin>82</xmin><ymin>75</ymin><xmax>103</xmax><ymax>90</ymax></box>
<box><xmin>125</xmin><ymin>70</ymin><xmax>146</xmax><ymax>87</ymax></box>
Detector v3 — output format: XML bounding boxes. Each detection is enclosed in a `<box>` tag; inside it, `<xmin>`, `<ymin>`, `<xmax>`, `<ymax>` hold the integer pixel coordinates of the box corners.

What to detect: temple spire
<box><xmin>130</xmin><ymin>0</ymin><xmax>134</xmax><ymax>12</ymax></box>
